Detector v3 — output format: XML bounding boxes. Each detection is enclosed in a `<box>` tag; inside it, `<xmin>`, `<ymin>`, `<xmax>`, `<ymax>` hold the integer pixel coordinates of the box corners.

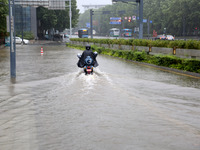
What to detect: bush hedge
<box><xmin>67</xmin><ymin>43</ymin><xmax>200</xmax><ymax>74</ymax></box>
<box><xmin>70</xmin><ymin>38</ymin><xmax>200</xmax><ymax>50</ymax></box>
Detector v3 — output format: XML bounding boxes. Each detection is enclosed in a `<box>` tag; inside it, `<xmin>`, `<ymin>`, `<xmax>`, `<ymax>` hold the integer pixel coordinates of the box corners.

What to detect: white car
<box><xmin>15</xmin><ymin>37</ymin><xmax>30</xmax><ymax>44</ymax></box>
<box><xmin>166</xmin><ymin>35</ymin><xmax>175</xmax><ymax>41</ymax></box>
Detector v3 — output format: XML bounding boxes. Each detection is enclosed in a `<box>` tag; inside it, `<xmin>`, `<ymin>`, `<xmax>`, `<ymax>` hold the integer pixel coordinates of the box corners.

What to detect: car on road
<box><xmin>155</xmin><ymin>35</ymin><xmax>167</xmax><ymax>40</ymax></box>
<box><xmin>166</xmin><ymin>35</ymin><xmax>175</xmax><ymax>40</ymax></box>
<box><xmin>15</xmin><ymin>37</ymin><xmax>30</xmax><ymax>44</ymax></box>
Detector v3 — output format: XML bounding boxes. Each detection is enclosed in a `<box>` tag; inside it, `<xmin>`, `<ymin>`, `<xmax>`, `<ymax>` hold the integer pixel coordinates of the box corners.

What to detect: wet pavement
<box><xmin>0</xmin><ymin>42</ymin><xmax>200</xmax><ymax>150</ymax></box>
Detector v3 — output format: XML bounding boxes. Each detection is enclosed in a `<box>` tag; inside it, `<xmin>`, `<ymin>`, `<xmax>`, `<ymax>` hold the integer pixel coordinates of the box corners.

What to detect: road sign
<box><xmin>110</xmin><ymin>17</ymin><xmax>121</xmax><ymax>24</ymax></box>
<box><xmin>132</xmin><ymin>16</ymin><xmax>136</xmax><ymax>20</ymax></box>
<box><xmin>112</xmin><ymin>0</ymin><xmax>140</xmax><ymax>2</ymax></box>
<box><xmin>86</xmin><ymin>23</ymin><xmax>90</xmax><ymax>28</ymax></box>
<box><xmin>14</xmin><ymin>0</ymin><xmax>49</xmax><ymax>8</ymax></box>
<box><xmin>49</xmin><ymin>0</ymin><xmax>67</xmax><ymax>10</ymax></box>
<box><xmin>14</xmin><ymin>0</ymin><xmax>69</xmax><ymax>9</ymax></box>
<box><xmin>143</xmin><ymin>19</ymin><xmax>147</xmax><ymax>23</ymax></box>
<box><xmin>6</xmin><ymin>16</ymin><xmax>9</xmax><ymax>32</ymax></box>
<box><xmin>135</xmin><ymin>27</ymin><xmax>139</xmax><ymax>32</ymax></box>
<box><xmin>10</xmin><ymin>16</ymin><xmax>14</xmax><ymax>32</ymax></box>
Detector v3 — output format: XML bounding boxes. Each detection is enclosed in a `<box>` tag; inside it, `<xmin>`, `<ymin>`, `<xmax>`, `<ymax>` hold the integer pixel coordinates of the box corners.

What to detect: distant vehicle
<box><xmin>155</xmin><ymin>35</ymin><xmax>166</xmax><ymax>40</ymax></box>
<box><xmin>5</xmin><ymin>36</ymin><xmax>29</xmax><ymax>45</ymax></box>
<box><xmin>109</xmin><ymin>28</ymin><xmax>120</xmax><ymax>37</ymax></box>
<box><xmin>15</xmin><ymin>37</ymin><xmax>29</xmax><ymax>44</ymax></box>
<box><xmin>121</xmin><ymin>29</ymin><xmax>132</xmax><ymax>37</ymax></box>
<box><xmin>78</xmin><ymin>29</ymin><xmax>88</xmax><ymax>38</ymax></box>
<box><xmin>166</xmin><ymin>35</ymin><xmax>175</xmax><ymax>40</ymax></box>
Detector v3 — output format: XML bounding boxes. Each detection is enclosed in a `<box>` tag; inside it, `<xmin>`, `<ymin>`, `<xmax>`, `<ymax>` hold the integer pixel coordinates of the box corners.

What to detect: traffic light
<box><xmin>128</xmin><ymin>19</ymin><xmax>131</xmax><ymax>22</ymax></box>
<box><xmin>90</xmin><ymin>9</ymin><xmax>94</xmax><ymax>16</ymax></box>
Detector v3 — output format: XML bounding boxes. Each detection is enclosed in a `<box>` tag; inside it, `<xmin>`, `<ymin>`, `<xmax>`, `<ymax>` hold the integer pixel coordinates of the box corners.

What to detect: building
<box><xmin>14</xmin><ymin>0</ymin><xmax>67</xmax><ymax>39</ymax></box>
<box><xmin>15</xmin><ymin>6</ymin><xmax>37</xmax><ymax>39</ymax></box>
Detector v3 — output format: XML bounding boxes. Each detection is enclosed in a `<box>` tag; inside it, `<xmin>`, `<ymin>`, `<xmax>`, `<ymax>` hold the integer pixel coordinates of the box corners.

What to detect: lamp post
<box><xmin>90</xmin><ymin>9</ymin><xmax>94</xmax><ymax>39</ymax></box>
<box><xmin>138</xmin><ymin>0</ymin><xmax>143</xmax><ymax>39</ymax></box>
<box><xmin>69</xmin><ymin>0</ymin><xmax>72</xmax><ymax>38</ymax></box>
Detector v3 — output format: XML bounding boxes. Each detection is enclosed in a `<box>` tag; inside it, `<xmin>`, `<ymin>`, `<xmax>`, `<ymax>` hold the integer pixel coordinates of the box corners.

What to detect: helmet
<box><xmin>86</xmin><ymin>45</ymin><xmax>91</xmax><ymax>50</ymax></box>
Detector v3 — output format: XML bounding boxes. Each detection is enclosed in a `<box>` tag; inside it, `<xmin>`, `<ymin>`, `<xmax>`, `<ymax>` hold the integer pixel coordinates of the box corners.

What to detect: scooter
<box><xmin>83</xmin><ymin>56</ymin><xmax>94</xmax><ymax>75</ymax></box>
<box><xmin>77</xmin><ymin>52</ymin><xmax>98</xmax><ymax>75</ymax></box>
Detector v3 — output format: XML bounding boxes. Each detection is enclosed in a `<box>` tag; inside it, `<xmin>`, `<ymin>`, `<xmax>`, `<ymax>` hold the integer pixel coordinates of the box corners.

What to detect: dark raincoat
<box><xmin>77</xmin><ymin>49</ymin><xmax>98</xmax><ymax>68</ymax></box>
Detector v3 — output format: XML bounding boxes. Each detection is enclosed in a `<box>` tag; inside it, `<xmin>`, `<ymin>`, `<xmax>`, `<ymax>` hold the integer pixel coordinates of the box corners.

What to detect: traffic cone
<box><xmin>41</xmin><ymin>47</ymin><xmax>43</xmax><ymax>55</ymax></box>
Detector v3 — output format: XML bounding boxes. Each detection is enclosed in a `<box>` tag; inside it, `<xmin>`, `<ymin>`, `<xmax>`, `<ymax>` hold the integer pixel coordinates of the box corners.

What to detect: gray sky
<box><xmin>76</xmin><ymin>0</ymin><xmax>112</xmax><ymax>13</ymax></box>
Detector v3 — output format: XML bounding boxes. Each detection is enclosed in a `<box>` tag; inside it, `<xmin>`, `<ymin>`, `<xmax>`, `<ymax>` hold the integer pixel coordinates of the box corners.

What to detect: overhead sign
<box><xmin>14</xmin><ymin>0</ymin><xmax>49</xmax><ymax>7</ymax></box>
<box><xmin>14</xmin><ymin>0</ymin><xmax>69</xmax><ymax>10</ymax></box>
<box><xmin>49</xmin><ymin>0</ymin><xmax>67</xmax><ymax>10</ymax></box>
<box><xmin>143</xmin><ymin>19</ymin><xmax>147</xmax><ymax>23</ymax></box>
<box><xmin>112</xmin><ymin>0</ymin><xmax>140</xmax><ymax>2</ymax></box>
<box><xmin>135</xmin><ymin>27</ymin><xmax>139</xmax><ymax>32</ymax></box>
<box><xmin>86</xmin><ymin>23</ymin><xmax>90</xmax><ymax>28</ymax></box>
<box><xmin>110</xmin><ymin>17</ymin><xmax>121</xmax><ymax>24</ymax></box>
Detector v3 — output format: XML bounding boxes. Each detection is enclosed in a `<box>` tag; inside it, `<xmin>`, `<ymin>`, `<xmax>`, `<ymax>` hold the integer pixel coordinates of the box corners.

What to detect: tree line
<box><xmin>37</xmin><ymin>0</ymin><xmax>79</xmax><ymax>38</ymax></box>
<box><xmin>78</xmin><ymin>0</ymin><xmax>200</xmax><ymax>37</ymax></box>
<box><xmin>0</xmin><ymin>0</ymin><xmax>8</xmax><ymax>39</ymax></box>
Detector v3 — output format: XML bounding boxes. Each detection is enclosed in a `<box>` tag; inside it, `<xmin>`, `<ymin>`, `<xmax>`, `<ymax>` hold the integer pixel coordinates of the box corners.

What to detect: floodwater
<box><xmin>0</xmin><ymin>42</ymin><xmax>200</xmax><ymax>150</ymax></box>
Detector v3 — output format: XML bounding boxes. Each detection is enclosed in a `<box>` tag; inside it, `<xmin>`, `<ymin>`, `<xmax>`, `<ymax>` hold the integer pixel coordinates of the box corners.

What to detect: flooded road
<box><xmin>0</xmin><ymin>43</ymin><xmax>200</xmax><ymax>150</ymax></box>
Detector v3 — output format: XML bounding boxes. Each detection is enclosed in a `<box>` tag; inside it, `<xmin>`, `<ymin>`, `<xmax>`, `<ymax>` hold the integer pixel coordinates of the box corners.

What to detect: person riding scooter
<box><xmin>77</xmin><ymin>45</ymin><xmax>98</xmax><ymax>68</ymax></box>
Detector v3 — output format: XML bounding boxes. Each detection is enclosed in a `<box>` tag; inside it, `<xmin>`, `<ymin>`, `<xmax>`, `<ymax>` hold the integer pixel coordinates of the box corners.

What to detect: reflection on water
<box><xmin>0</xmin><ymin>44</ymin><xmax>200</xmax><ymax>150</ymax></box>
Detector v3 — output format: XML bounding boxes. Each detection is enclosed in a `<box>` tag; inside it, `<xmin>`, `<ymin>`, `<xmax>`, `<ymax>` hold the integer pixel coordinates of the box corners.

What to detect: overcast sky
<box><xmin>76</xmin><ymin>0</ymin><xmax>112</xmax><ymax>13</ymax></box>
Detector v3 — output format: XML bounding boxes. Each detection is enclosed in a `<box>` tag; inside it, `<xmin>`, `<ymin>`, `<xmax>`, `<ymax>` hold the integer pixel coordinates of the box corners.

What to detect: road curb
<box><xmin>130</xmin><ymin>60</ymin><xmax>200</xmax><ymax>79</ymax></box>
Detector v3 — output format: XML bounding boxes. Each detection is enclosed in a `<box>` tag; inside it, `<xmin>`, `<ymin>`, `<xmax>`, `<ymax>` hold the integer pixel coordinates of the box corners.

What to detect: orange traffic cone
<box><xmin>41</xmin><ymin>47</ymin><xmax>43</xmax><ymax>55</ymax></box>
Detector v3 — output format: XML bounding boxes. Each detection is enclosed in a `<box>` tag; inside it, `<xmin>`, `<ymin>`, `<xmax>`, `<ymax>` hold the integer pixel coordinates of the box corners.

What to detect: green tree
<box><xmin>0</xmin><ymin>0</ymin><xmax>8</xmax><ymax>37</ymax></box>
<box><xmin>78</xmin><ymin>0</ymin><xmax>200</xmax><ymax>36</ymax></box>
<box><xmin>37</xmin><ymin>0</ymin><xmax>79</xmax><ymax>35</ymax></box>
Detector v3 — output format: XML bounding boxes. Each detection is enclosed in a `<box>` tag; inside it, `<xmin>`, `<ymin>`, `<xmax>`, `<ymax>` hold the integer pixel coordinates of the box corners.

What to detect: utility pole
<box><xmin>9</xmin><ymin>0</ymin><xmax>16</xmax><ymax>78</ymax></box>
<box><xmin>90</xmin><ymin>9</ymin><xmax>94</xmax><ymax>39</ymax></box>
<box><xmin>138</xmin><ymin>0</ymin><xmax>143</xmax><ymax>39</ymax></box>
<box><xmin>147</xmin><ymin>17</ymin><xmax>150</xmax><ymax>38</ymax></box>
<box><xmin>69</xmin><ymin>0</ymin><xmax>72</xmax><ymax>38</ymax></box>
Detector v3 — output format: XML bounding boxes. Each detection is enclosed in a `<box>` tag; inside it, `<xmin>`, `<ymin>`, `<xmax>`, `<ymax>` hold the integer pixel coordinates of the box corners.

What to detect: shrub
<box><xmin>182</xmin><ymin>59</ymin><xmax>200</xmax><ymax>73</ymax></box>
<box><xmin>69</xmin><ymin>38</ymin><xmax>200</xmax><ymax>50</ymax></box>
<box><xmin>185</xmin><ymin>40</ymin><xmax>199</xmax><ymax>49</ymax></box>
<box><xmin>69</xmin><ymin>43</ymin><xmax>200</xmax><ymax>73</ymax></box>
